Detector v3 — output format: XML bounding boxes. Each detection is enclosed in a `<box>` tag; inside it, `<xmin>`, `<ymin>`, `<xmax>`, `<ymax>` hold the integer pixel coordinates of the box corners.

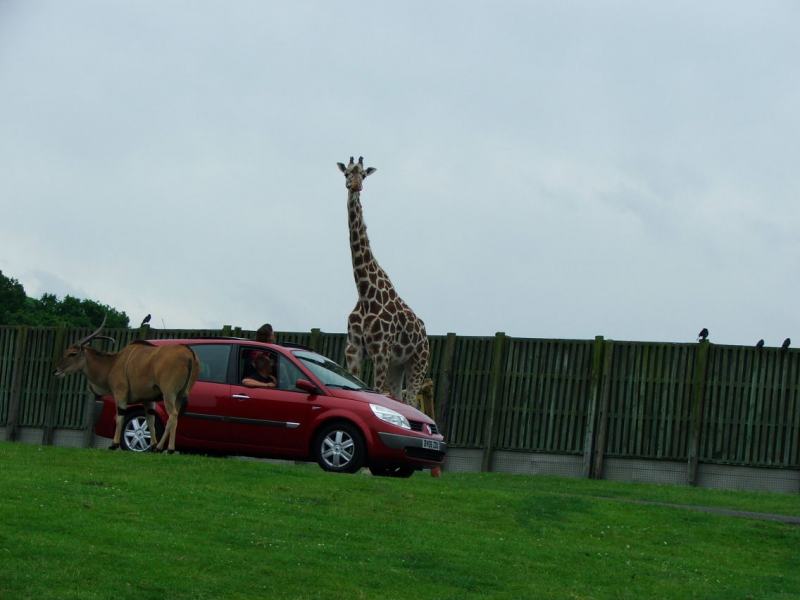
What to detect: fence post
<box><xmin>137</xmin><ymin>323</ymin><xmax>151</xmax><ymax>340</ymax></box>
<box><xmin>688</xmin><ymin>340</ymin><xmax>711</xmax><ymax>485</ymax></box>
<box><xmin>81</xmin><ymin>391</ymin><xmax>99</xmax><ymax>448</ymax></box>
<box><xmin>41</xmin><ymin>326</ymin><xmax>67</xmax><ymax>446</ymax></box>
<box><xmin>592</xmin><ymin>340</ymin><xmax>615</xmax><ymax>479</ymax></box>
<box><xmin>435</xmin><ymin>333</ymin><xmax>457</xmax><ymax>430</ymax></box>
<box><xmin>481</xmin><ymin>332</ymin><xmax>507</xmax><ymax>472</ymax></box>
<box><xmin>233</xmin><ymin>326</ymin><xmax>242</xmax><ymax>337</ymax></box>
<box><xmin>582</xmin><ymin>336</ymin><xmax>605</xmax><ymax>478</ymax></box>
<box><xmin>221</xmin><ymin>325</ymin><xmax>232</xmax><ymax>336</ymax></box>
<box><xmin>5</xmin><ymin>326</ymin><xmax>29</xmax><ymax>442</ymax></box>
<box><xmin>310</xmin><ymin>328</ymin><xmax>321</xmax><ymax>352</ymax></box>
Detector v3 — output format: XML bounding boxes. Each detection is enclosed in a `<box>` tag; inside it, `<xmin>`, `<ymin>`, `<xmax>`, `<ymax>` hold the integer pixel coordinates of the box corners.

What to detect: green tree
<box><xmin>0</xmin><ymin>270</ymin><xmax>27</xmax><ymax>323</ymax></box>
<box><xmin>0</xmin><ymin>270</ymin><xmax>129</xmax><ymax>327</ymax></box>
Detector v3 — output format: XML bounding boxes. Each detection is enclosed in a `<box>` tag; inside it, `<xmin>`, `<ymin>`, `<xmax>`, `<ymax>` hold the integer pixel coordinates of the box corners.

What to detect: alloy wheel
<box><xmin>123</xmin><ymin>416</ymin><xmax>152</xmax><ymax>452</ymax></box>
<box><xmin>320</xmin><ymin>429</ymin><xmax>355</xmax><ymax>469</ymax></box>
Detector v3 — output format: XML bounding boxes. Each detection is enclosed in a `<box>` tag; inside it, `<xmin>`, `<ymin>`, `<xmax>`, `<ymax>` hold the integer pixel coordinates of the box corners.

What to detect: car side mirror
<box><xmin>296</xmin><ymin>379</ymin><xmax>321</xmax><ymax>395</ymax></box>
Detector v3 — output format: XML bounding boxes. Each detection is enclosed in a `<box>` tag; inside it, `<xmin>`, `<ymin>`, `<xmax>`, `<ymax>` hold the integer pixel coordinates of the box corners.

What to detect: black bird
<box><xmin>755</xmin><ymin>339</ymin><xmax>765</xmax><ymax>349</ymax></box>
<box><xmin>782</xmin><ymin>338</ymin><xmax>791</xmax><ymax>350</ymax></box>
<box><xmin>697</xmin><ymin>328</ymin><xmax>709</xmax><ymax>341</ymax></box>
<box><xmin>140</xmin><ymin>314</ymin><xmax>152</xmax><ymax>327</ymax></box>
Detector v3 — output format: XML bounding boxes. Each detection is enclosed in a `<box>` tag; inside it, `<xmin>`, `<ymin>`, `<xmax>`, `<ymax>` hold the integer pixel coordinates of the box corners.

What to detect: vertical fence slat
<box><xmin>5</xmin><ymin>327</ymin><xmax>29</xmax><ymax>441</ymax></box>
<box><xmin>582</xmin><ymin>336</ymin><xmax>604</xmax><ymax>477</ymax></box>
<box><xmin>481</xmin><ymin>333</ymin><xmax>507</xmax><ymax>471</ymax></box>
<box><xmin>735</xmin><ymin>348</ymin><xmax>751</xmax><ymax>463</ymax></box>
<box><xmin>785</xmin><ymin>354</ymin><xmax>798</xmax><ymax>465</ymax></box>
<box><xmin>435</xmin><ymin>333</ymin><xmax>457</xmax><ymax>433</ymax></box>
<box><xmin>41</xmin><ymin>327</ymin><xmax>67</xmax><ymax>445</ymax></box>
<box><xmin>0</xmin><ymin>328</ymin><xmax>18</xmax><ymax>425</ymax></box>
<box><xmin>688</xmin><ymin>341</ymin><xmax>711</xmax><ymax>485</ymax></box>
<box><xmin>592</xmin><ymin>341</ymin><xmax>615</xmax><ymax>479</ymax></box>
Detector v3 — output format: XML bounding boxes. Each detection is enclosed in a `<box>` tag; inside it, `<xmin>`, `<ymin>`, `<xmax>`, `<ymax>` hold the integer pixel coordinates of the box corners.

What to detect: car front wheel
<box><xmin>313</xmin><ymin>422</ymin><xmax>366</xmax><ymax>473</ymax></box>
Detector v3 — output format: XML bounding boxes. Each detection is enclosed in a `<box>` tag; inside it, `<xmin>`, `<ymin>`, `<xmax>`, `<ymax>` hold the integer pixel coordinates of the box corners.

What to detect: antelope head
<box><xmin>336</xmin><ymin>156</ymin><xmax>376</xmax><ymax>193</ymax></box>
<box><xmin>53</xmin><ymin>315</ymin><xmax>115</xmax><ymax>378</ymax></box>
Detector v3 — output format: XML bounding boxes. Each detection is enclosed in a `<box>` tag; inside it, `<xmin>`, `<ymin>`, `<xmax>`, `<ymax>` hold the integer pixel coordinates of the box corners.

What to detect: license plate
<box><xmin>422</xmin><ymin>439</ymin><xmax>440</xmax><ymax>451</ymax></box>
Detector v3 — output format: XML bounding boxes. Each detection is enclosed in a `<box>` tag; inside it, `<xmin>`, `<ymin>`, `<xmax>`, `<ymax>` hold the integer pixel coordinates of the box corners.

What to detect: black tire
<box><xmin>120</xmin><ymin>409</ymin><xmax>164</xmax><ymax>453</ymax></box>
<box><xmin>313</xmin><ymin>422</ymin><xmax>366</xmax><ymax>473</ymax></box>
<box><xmin>369</xmin><ymin>465</ymin><xmax>415</xmax><ymax>478</ymax></box>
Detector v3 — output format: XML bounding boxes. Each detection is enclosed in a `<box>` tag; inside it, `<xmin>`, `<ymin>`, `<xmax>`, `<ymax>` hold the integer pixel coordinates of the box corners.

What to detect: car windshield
<box><xmin>293</xmin><ymin>350</ymin><xmax>369</xmax><ymax>390</ymax></box>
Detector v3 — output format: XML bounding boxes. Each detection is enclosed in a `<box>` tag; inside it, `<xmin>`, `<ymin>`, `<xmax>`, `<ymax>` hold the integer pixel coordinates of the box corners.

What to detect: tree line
<box><xmin>0</xmin><ymin>270</ymin><xmax>128</xmax><ymax>328</ymax></box>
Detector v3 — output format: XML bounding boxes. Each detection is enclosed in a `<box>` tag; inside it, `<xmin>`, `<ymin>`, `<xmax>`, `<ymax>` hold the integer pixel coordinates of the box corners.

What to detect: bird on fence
<box><xmin>755</xmin><ymin>339</ymin><xmax>765</xmax><ymax>349</ymax></box>
<box><xmin>697</xmin><ymin>328</ymin><xmax>709</xmax><ymax>342</ymax></box>
<box><xmin>782</xmin><ymin>338</ymin><xmax>791</xmax><ymax>350</ymax></box>
<box><xmin>140</xmin><ymin>314</ymin><xmax>152</xmax><ymax>327</ymax></box>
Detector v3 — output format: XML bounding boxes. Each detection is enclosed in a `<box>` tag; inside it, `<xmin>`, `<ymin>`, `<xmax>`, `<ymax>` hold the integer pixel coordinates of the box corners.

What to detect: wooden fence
<box><xmin>1</xmin><ymin>325</ymin><xmax>799</xmax><ymax>481</ymax></box>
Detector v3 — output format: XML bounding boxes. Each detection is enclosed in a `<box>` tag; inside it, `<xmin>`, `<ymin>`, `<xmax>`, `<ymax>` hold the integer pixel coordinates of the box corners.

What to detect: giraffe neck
<box><xmin>347</xmin><ymin>190</ymin><xmax>395</xmax><ymax>301</ymax></box>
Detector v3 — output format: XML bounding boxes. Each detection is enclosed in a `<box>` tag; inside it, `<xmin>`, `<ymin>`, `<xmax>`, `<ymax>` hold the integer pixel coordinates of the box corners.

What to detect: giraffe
<box><xmin>337</xmin><ymin>156</ymin><xmax>430</xmax><ymax>407</ymax></box>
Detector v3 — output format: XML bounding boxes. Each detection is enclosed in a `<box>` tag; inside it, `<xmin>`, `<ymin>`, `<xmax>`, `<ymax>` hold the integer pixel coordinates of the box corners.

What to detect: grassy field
<box><xmin>1</xmin><ymin>442</ymin><xmax>798</xmax><ymax>599</ymax></box>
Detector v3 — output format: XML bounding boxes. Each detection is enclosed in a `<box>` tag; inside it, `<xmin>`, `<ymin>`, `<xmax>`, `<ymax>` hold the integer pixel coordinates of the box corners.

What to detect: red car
<box><xmin>94</xmin><ymin>338</ymin><xmax>446</xmax><ymax>477</ymax></box>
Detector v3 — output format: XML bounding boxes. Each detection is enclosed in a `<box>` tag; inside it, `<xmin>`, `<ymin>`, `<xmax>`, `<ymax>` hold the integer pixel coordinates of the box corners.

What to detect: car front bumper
<box><xmin>377</xmin><ymin>432</ymin><xmax>447</xmax><ymax>464</ymax></box>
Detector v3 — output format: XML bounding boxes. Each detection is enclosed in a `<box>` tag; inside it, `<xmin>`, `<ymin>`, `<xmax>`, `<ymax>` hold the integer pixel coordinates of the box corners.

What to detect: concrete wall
<box><xmin>6</xmin><ymin>427</ymin><xmax>110</xmax><ymax>450</ymax></box>
<box><xmin>443</xmin><ymin>449</ymin><xmax>800</xmax><ymax>494</ymax></box>
<box><xmin>696</xmin><ymin>463</ymin><xmax>800</xmax><ymax>494</ymax></box>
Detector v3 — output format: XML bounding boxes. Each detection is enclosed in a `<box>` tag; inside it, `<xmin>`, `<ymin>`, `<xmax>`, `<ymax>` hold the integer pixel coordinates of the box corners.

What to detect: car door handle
<box><xmin>232</xmin><ymin>394</ymin><xmax>250</xmax><ymax>400</ymax></box>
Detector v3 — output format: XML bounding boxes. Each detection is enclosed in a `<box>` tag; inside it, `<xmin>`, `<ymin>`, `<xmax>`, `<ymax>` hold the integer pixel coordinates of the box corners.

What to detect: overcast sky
<box><xmin>1</xmin><ymin>1</ymin><xmax>798</xmax><ymax>345</ymax></box>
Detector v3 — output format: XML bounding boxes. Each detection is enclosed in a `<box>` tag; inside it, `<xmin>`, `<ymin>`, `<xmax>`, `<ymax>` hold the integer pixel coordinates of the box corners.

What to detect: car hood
<box><xmin>324</xmin><ymin>388</ymin><xmax>433</xmax><ymax>422</ymax></box>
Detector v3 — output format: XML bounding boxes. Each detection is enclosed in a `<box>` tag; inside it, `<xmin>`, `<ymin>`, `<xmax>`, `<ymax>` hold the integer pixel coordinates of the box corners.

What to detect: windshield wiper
<box><xmin>324</xmin><ymin>384</ymin><xmax>363</xmax><ymax>391</ymax></box>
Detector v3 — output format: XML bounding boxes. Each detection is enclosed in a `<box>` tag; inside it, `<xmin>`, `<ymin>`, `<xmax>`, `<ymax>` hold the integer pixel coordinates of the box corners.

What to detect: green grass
<box><xmin>1</xmin><ymin>442</ymin><xmax>799</xmax><ymax>599</ymax></box>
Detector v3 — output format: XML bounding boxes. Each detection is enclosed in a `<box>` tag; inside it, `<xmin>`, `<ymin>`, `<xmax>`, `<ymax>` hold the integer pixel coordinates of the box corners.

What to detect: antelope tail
<box><xmin>178</xmin><ymin>347</ymin><xmax>197</xmax><ymax>415</ymax></box>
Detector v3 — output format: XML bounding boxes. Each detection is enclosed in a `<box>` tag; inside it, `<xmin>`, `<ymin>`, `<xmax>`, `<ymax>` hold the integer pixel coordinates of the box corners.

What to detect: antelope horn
<box><xmin>73</xmin><ymin>314</ymin><xmax>107</xmax><ymax>347</ymax></box>
<box><xmin>93</xmin><ymin>335</ymin><xmax>117</xmax><ymax>347</ymax></box>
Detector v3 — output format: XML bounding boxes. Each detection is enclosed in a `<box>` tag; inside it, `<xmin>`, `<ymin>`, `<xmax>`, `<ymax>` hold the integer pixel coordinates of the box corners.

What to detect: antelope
<box><xmin>53</xmin><ymin>317</ymin><xmax>199</xmax><ymax>453</ymax></box>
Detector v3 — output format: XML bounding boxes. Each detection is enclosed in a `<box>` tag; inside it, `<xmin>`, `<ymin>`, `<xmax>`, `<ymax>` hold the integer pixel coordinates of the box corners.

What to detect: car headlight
<box><xmin>370</xmin><ymin>404</ymin><xmax>411</xmax><ymax>430</ymax></box>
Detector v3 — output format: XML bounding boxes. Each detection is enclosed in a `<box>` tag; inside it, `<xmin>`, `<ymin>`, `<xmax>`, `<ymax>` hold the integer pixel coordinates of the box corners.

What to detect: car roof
<box><xmin>147</xmin><ymin>338</ymin><xmax>286</xmax><ymax>350</ymax></box>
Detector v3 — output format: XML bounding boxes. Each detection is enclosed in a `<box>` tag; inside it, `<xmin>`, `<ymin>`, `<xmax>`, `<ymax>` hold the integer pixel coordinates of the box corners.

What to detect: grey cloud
<box><xmin>0</xmin><ymin>1</ymin><xmax>798</xmax><ymax>345</ymax></box>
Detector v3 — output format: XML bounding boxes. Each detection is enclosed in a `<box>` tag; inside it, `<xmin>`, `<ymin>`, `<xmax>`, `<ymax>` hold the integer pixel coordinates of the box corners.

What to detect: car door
<box><xmin>177</xmin><ymin>343</ymin><xmax>233</xmax><ymax>443</ymax></box>
<box><xmin>225</xmin><ymin>346</ymin><xmax>314</xmax><ymax>453</ymax></box>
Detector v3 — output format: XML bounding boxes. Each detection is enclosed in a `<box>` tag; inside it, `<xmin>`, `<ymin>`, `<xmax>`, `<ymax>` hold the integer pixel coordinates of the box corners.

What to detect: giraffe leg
<box><xmin>372</xmin><ymin>354</ymin><xmax>391</xmax><ymax>398</ymax></box>
<box><xmin>345</xmin><ymin>338</ymin><xmax>364</xmax><ymax>379</ymax></box>
<box><xmin>386</xmin><ymin>363</ymin><xmax>404</xmax><ymax>402</ymax></box>
<box><xmin>402</xmin><ymin>358</ymin><xmax>427</xmax><ymax>409</ymax></box>
<box><xmin>416</xmin><ymin>379</ymin><xmax>435</xmax><ymax>417</ymax></box>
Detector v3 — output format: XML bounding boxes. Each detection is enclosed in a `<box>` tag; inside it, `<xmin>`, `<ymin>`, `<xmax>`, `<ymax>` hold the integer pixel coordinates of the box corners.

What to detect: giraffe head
<box><xmin>336</xmin><ymin>156</ymin><xmax>376</xmax><ymax>192</ymax></box>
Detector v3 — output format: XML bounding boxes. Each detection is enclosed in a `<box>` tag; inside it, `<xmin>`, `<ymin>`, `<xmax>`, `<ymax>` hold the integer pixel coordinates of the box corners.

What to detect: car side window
<box><xmin>189</xmin><ymin>344</ymin><xmax>232</xmax><ymax>384</ymax></box>
<box><xmin>276</xmin><ymin>357</ymin><xmax>307</xmax><ymax>393</ymax></box>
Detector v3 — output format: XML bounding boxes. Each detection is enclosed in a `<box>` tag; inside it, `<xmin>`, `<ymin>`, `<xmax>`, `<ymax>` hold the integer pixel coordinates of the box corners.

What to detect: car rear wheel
<box><xmin>313</xmin><ymin>422</ymin><xmax>365</xmax><ymax>473</ymax></box>
<box><xmin>121</xmin><ymin>409</ymin><xmax>163</xmax><ymax>453</ymax></box>
<box><xmin>369</xmin><ymin>465</ymin><xmax>415</xmax><ymax>478</ymax></box>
